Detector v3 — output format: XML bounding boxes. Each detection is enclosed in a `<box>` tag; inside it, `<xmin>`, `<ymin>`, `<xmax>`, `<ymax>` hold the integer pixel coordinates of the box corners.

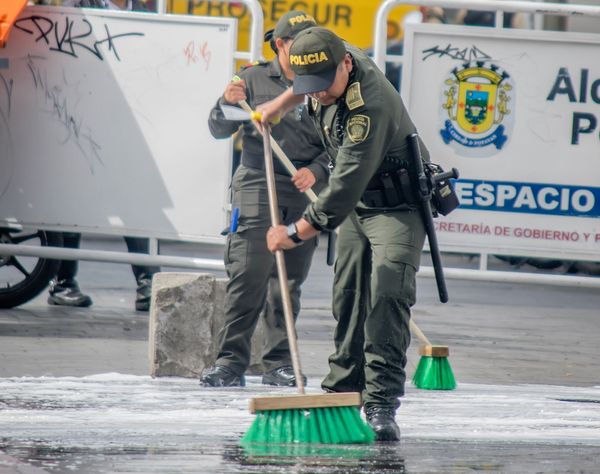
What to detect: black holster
<box><xmin>426</xmin><ymin>163</ymin><xmax>460</xmax><ymax>216</ymax></box>
<box><xmin>361</xmin><ymin>167</ymin><xmax>414</xmax><ymax>208</ymax></box>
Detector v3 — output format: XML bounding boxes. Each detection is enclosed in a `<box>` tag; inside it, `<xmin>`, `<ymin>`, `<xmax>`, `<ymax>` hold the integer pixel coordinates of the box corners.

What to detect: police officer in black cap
<box><xmin>264</xmin><ymin>27</ymin><xmax>429</xmax><ymax>441</ymax></box>
<box><xmin>202</xmin><ymin>11</ymin><xmax>329</xmax><ymax>388</ymax></box>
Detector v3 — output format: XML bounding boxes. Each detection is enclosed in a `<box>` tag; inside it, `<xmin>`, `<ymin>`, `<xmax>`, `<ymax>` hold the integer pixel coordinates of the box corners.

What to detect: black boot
<box><xmin>48</xmin><ymin>278</ymin><xmax>93</xmax><ymax>308</ymax></box>
<box><xmin>365</xmin><ymin>405</ymin><xmax>401</xmax><ymax>442</ymax></box>
<box><xmin>135</xmin><ymin>275</ymin><xmax>153</xmax><ymax>312</ymax></box>
<box><xmin>200</xmin><ymin>365</ymin><xmax>245</xmax><ymax>387</ymax></box>
<box><xmin>262</xmin><ymin>365</ymin><xmax>307</xmax><ymax>387</ymax></box>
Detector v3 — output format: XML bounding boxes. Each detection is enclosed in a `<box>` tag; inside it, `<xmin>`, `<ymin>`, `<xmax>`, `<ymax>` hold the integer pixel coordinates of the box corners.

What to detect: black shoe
<box><xmin>200</xmin><ymin>365</ymin><xmax>245</xmax><ymax>387</ymax></box>
<box><xmin>135</xmin><ymin>277</ymin><xmax>152</xmax><ymax>312</ymax></box>
<box><xmin>365</xmin><ymin>405</ymin><xmax>401</xmax><ymax>442</ymax></box>
<box><xmin>48</xmin><ymin>278</ymin><xmax>93</xmax><ymax>308</ymax></box>
<box><xmin>262</xmin><ymin>365</ymin><xmax>307</xmax><ymax>387</ymax></box>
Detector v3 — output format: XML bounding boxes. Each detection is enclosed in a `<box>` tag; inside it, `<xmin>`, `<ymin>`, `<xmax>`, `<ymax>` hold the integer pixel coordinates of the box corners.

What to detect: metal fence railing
<box><xmin>374</xmin><ymin>0</ymin><xmax>600</xmax><ymax>72</ymax></box>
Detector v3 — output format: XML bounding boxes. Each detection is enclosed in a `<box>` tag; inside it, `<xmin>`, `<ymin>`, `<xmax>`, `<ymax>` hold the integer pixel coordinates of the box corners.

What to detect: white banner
<box><xmin>0</xmin><ymin>7</ymin><xmax>235</xmax><ymax>242</ymax></box>
<box><xmin>402</xmin><ymin>24</ymin><xmax>600</xmax><ymax>261</ymax></box>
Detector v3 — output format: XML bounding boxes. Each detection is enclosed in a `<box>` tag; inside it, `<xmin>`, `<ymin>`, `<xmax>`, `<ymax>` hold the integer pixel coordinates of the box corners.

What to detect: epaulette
<box><xmin>345</xmin><ymin>82</ymin><xmax>365</xmax><ymax>111</ymax></box>
<box><xmin>239</xmin><ymin>60</ymin><xmax>269</xmax><ymax>71</ymax></box>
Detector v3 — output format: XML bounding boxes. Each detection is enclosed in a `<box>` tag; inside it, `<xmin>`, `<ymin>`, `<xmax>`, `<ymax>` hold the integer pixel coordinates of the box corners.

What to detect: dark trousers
<box><xmin>215</xmin><ymin>166</ymin><xmax>318</xmax><ymax>374</ymax></box>
<box><xmin>321</xmin><ymin>210</ymin><xmax>425</xmax><ymax>409</ymax></box>
<box><xmin>56</xmin><ymin>232</ymin><xmax>159</xmax><ymax>283</ymax></box>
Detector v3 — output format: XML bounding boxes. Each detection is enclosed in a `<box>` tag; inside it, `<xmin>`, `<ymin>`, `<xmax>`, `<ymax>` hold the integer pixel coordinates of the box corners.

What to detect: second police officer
<box><xmin>202</xmin><ymin>12</ymin><xmax>329</xmax><ymax>387</ymax></box>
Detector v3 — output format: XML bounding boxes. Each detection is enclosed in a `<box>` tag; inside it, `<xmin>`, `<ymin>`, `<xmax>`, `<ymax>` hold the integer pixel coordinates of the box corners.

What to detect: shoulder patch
<box><xmin>346</xmin><ymin>115</ymin><xmax>370</xmax><ymax>143</ymax></box>
<box><xmin>345</xmin><ymin>82</ymin><xmax>365</xmax><ymax>111</ymax></box>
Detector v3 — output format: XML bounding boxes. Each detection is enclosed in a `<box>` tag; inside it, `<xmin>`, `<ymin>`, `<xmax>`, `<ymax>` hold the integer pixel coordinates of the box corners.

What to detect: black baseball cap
<box><xmin>289</xmin><ymin>27</ymin><xmax>346</xmax><ymax>94</ymax></box>
<box><xmin>263</xmin><ymin>11</ymin><xmax>317</xmax><ymax>42</ymax></box>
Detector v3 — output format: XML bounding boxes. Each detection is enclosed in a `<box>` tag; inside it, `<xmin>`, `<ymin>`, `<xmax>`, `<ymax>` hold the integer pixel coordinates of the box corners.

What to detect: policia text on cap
<box><xmin>264</xmin><ymin>27</ymin><xmax>431</xmax><ymax>442</ymax></box>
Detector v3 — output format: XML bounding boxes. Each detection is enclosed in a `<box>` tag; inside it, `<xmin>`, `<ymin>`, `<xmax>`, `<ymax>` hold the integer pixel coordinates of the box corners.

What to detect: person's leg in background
<box><xmin>48</xmin><ymin>232</ymin><xmax>93</xmax><ymax>307</ymax></box>
<box><xmin>123</xmin><ymin>236</ymin><xmax>160</xmax><ymax>312</ymax></box>
<box><xmin>201</xmin><ymin>167</ymin><xmax>272</xmax><ymax>387</ymax></box>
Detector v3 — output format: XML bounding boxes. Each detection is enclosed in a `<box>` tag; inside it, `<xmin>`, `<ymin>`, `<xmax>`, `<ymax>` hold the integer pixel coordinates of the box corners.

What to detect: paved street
<box><xmin>1</xmin><ymin>237</ymin><xmax>600</xmax><ymax>473</ymax></box>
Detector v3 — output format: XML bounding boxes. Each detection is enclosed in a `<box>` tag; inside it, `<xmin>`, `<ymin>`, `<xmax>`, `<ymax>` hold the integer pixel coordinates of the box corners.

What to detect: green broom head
<box><xmin>241</xmin><ymin>393</ymin><xmax>375</xmax><ymax>445</ymax></box>
<box><xmin>239</xmin><ymin>442</ymin><xmax>378</xmax><ymax>465</ymax></box>
<box><xmin>412</xmin><ymin>345</ymin><xmax>456</xmax><ymax>390</ymax></box>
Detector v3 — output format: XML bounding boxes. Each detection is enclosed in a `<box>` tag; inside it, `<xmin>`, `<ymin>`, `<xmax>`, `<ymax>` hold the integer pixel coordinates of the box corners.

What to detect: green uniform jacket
<box><xmin>303</xmin><ymin>45</ymin><xmax>429</xmax><ymax>231</ymax></box>
<box><xmin>208</xmin><ymin>59</ymin><xmax>329</xmax><ymax>183</ymax></box>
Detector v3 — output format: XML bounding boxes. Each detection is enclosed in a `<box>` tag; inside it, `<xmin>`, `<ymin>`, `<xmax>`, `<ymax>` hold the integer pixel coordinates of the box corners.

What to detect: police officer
<box><xmin>201</xmin><ymin>12</ymin><xmax>329</xmax><ymax>387</ymax></box>
<box><xmin>264</xmin><ymin>27</ymin><xmax>428</xmax><ymax>441</ymax></box>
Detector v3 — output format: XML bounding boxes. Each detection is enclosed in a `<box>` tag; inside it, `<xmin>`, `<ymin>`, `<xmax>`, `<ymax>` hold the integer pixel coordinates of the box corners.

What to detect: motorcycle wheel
<box><xmin>0</xmin><ymin>229</ymin><xmax>63</xmax><ymax>308</ymax></box>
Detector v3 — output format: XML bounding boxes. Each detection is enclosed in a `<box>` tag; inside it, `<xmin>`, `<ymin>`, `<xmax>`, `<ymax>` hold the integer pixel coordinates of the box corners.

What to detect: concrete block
<box><xmin>149</xmin><ymin>272</ymin><xmax>265</xmax><ymax>378</ymax></box>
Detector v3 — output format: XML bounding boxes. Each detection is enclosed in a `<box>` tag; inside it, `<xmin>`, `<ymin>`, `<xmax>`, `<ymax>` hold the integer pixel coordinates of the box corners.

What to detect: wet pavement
<box><xmin>1</xmin><ymin>238</ymin><xmax>600</xmax><ymax>473</ymax></box>
<box><xmin>2</xmin><ymin>374</ymin><xmax>600</xmax><ymax>473</ymax></box>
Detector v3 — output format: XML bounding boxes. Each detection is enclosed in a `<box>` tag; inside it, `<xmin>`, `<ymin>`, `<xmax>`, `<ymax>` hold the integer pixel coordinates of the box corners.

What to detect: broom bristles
<box><xmin>241</xmin><ymin>405</ymin><xmax>375</xmax><ymax>444</ymax></box>
<box><xmin>240</xmin><ymin>442</ymin><xmax>373</xmax><ymax>458</ymax></box>
<box><xmin>412</xmin><ymin>355</ymin><xmax>456</xmax><ymax>390</ymax></box>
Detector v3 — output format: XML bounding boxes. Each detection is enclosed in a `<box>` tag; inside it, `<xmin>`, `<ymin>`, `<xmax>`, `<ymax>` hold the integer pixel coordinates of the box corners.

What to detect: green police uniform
<box><xmin>289</xmin><ymin>28</ymin><xmax>427</xmax><ymax>410</ymax></box>
<box><xmin>207</xmin><ymin>17</ymin><xmax>329</xmax><ymax>379</ymax></box>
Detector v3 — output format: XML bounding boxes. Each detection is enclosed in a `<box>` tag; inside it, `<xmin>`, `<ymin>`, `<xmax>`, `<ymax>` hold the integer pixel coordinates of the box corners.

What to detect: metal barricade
<box><xmin>0</xmin><ymin>0</ymin><xmax>265</xmax><ymax>274</ymax></box>
<box><xmin>373</xmin><ymin>0</ymin><xmax>600</xmax><ymax>288</ymax></box>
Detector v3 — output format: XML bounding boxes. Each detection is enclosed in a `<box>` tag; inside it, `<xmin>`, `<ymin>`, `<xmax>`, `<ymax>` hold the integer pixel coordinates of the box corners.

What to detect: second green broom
<box><xmin>410</xmin><ymin>320</ymin><xmax>456</xmax><ymax>390</ymax></box>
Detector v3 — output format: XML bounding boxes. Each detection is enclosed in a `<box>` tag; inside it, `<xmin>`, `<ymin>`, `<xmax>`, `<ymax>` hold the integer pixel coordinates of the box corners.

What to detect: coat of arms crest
<box><xmin>440</xmin><ymin>61</ymin><xmax>514</xmax><ymax>155</ymax></box>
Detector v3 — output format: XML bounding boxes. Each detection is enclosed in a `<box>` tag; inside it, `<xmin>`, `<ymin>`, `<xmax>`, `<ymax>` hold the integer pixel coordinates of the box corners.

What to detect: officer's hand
<box><xmin>256</xmin><ymin>98</ymin><xmax>283</xmax><ymax>125</ymax></box>
<box><xmin>256</xmin><ymin>88</ymin><xmax>302</xmax><ymax>123</ymax></box>
<box><xmin>292</xmin><ymin>168</ymin><xmax>316</xmax><ymax>193</ymax></box>
<box><xmin>267</xmin><ymin>225</ymin><xmax>297</xmax><ymax>252</ymax></box>
<box><xmin>223</xmin><ymin>80</ymin><xmax>247</xmax><ymax>105</ymax></box>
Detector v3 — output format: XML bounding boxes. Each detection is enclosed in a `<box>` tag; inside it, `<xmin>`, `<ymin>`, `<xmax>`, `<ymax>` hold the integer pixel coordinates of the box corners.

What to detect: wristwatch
<box><xmin>286</xmin><ymin>222</ymin><xmax>304</xmax><ymax>244</ymax></box>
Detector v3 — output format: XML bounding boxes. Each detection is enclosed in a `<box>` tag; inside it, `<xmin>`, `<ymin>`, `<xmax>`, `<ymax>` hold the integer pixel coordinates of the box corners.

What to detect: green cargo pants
<box><xmin>321</xmin><ymin>209</ymin><xmax>425</xmax><ymax>409</ymax></box>
<box><xmin>216</xmin><ymin>166</ymin><xmax>319</xmax><ymax>375</ymax></box>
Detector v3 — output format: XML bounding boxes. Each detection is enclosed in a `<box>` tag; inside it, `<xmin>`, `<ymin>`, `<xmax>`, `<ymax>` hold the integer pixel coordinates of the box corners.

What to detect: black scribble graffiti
<box><xmin>0</xmin><ymin>72</ymin><xmax>15</xmax><ymax>199</ymax></box>
<box><xmin>14</xmin><ymin>15</ymin><xmax>144</xmax><ymax>62</ymax></box>
<box><xmin>422</xmin><ymin>44</ymin><xmax>492</xmax><ymax>62</ymax></box>
<box><xmin>27</xmin><ymin>56</ymin><xmax>103</xmax><ymax>174</ymax></box>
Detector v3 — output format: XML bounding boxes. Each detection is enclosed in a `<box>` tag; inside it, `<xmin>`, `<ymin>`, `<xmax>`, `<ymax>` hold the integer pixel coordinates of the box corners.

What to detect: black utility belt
<box><xmin>242</xmin><ymin>152</ymin><xmax>306</xmax><ymax>176</ymax></box>
<box><xmin>361</xmin><ymin>167</ymin><xmax>415</xmax><ymax>208</ymax></box>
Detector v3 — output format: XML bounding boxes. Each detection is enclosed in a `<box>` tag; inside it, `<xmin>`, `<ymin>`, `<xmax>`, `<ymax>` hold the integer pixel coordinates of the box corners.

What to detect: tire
<box><xmin>525</xmin><ymin>258</ymin><xmax>564</xmax><ymax>270</ymax></box>
<box><xmin>0</xmin><ymin>229</ymin><xmax>64</xmax><ymax>308</ymax></box>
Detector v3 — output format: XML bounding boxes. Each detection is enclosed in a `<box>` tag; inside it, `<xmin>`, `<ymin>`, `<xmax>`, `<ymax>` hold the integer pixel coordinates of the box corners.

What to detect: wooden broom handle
<box><xmin>262</xmin><ymin>124</ymin><xmax>305</xmax><ymax>395</ymax></box>
<box><xmin>409</xmin><ymin>318</ymin><xmax>431</xmax><ymax>347</ymax></box>
<box><xmin>244</xmin><ymin>100</ymin><xmax>431</xmax><ymax>349</ymax></box>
